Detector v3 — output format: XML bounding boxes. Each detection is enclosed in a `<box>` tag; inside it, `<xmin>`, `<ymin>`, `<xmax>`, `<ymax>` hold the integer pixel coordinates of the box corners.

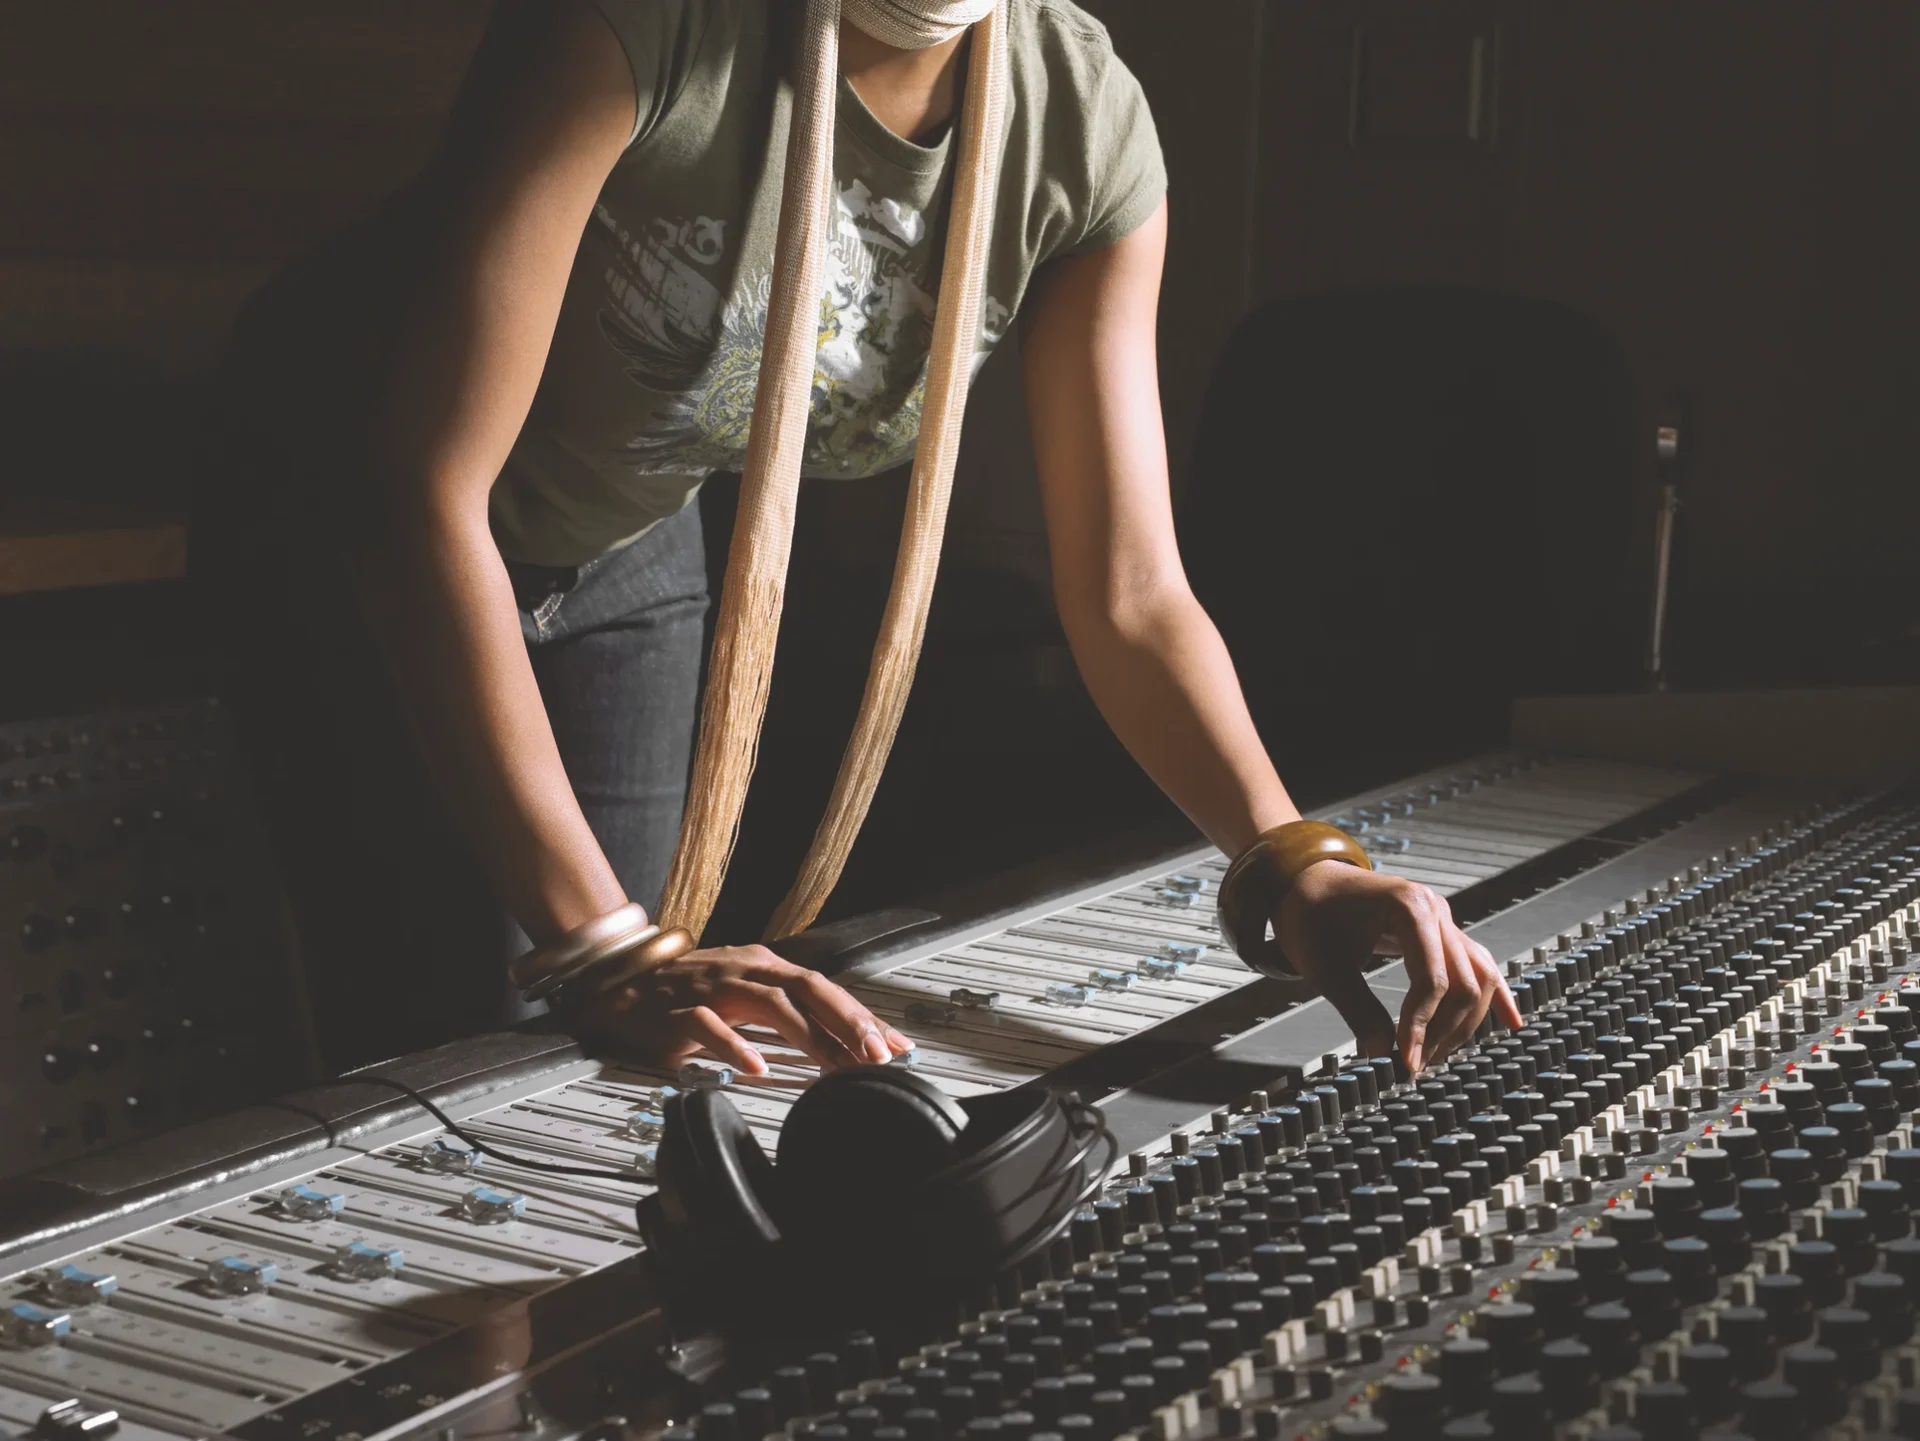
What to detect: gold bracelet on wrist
<box><xmin>509</xmin><ymin>902</ymin><xmax>649</xmax><ymax>993</ymax></box>
<box><xmin>509</xmin><ymin>901</ymin><xmax>698</xmax><ymax>1004</ymax></box>
<box><xmin>581</xmin><ymin>925</ymin><xmax>696</xmax><ymax>995</ymax></box>
<box><xmin>1216</xmin><ymin>820</ymin><xmax>1372</xmax><ymax>976</ymax></box>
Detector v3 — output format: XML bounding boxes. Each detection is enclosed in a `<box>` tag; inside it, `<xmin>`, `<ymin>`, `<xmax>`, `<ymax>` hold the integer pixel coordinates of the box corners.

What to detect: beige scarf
<box><xmin>653</xmin><ymin>0</ymin><xmax>1009</xmax><ymax>943</ymax></box>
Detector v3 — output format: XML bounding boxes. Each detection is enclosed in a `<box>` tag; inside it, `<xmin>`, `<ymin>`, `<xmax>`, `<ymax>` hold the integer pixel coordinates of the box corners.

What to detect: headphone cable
<box><xmin>343</xmin><ymin>1072</ymin><xmax>647</xmax><ymax>1183</ymax></box>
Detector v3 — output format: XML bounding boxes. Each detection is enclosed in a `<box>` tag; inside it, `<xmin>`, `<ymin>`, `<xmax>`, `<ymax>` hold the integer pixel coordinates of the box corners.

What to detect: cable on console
<box><xmin>345</xmin><ymin>1071</ymin><xmax>647</xmax><ymax>1183</ymax></box>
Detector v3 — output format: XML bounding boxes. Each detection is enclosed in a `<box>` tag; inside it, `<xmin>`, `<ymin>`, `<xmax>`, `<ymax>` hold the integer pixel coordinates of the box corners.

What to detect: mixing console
<box><xmin>0</xmin><ymin>701</ymin><xmax>310</xmax><ymax>1179</ymax></box>
<box><xmin>3</xmin><ymin>752</ymin><xmax>1916</xmax><ymax>1441</ymax></box>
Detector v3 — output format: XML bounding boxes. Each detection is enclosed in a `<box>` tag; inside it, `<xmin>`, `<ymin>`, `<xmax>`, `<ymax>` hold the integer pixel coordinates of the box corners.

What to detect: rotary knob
<box><xmin>1538</xmin><ymin>1338</ymin><xmax>1596</xmax><ymax>1419</ymax></box>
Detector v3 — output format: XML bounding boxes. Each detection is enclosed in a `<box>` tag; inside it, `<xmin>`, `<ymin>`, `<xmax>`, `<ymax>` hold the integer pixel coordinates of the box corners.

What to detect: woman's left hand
<box><xmin>1273</xmin><ymin>860</ymin><xmax>1522</xmax><ymax>1074</ymax></box>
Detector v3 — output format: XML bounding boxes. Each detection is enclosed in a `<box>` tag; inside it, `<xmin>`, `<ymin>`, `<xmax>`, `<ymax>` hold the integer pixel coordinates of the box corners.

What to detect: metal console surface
<box><xmin>2</xmin><ymin>752</ymin><xmax>1875</xmax><ymax>1441</ymax></box>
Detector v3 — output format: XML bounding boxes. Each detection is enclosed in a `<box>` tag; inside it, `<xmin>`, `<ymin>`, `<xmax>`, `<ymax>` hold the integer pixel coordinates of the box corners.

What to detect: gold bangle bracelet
<box><xmin>509</xmin><ymin>902</ymin><xmax>650</xmax><ymax>993</ymax></box>
<box><xmin>1216</xmin><ymin>820</ymin><xmax>1372</xmax><ymax>976</ymax></box>
<box><xmin>520</xmin><ymin>922</ymin><xmax>661</xmax><ymax>1003</ymax></box>
<box><xmin>581</xmin><ymin>926</ymin><xmax>697</xmax><ymax>995</ymax></box>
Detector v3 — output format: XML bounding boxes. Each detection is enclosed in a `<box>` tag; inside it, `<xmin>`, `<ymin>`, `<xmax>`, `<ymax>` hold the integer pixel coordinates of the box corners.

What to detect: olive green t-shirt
<box><xmin>489</xmin><ymin>0</ymin><xmax>1165</xmax><ymax>566</ymax></box>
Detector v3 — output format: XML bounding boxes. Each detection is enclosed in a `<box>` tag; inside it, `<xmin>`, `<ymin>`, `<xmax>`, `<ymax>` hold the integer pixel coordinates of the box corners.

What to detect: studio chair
<box><xmin>1178</xmin><ymin>285</ymin><xmax>1641</xmax><ymax>794</ymax></box>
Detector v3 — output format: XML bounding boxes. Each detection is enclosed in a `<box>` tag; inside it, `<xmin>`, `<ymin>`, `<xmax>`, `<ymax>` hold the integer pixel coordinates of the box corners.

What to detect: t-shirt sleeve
<box><xmin>1066</xmin><ymin>47</ymin><xmax>1166</xmax><ymax>255</ymax></box>
<box><xmin>593</xmin><ymin>0</ymin><xmax>702</xmax><ymax>148</ymax></box>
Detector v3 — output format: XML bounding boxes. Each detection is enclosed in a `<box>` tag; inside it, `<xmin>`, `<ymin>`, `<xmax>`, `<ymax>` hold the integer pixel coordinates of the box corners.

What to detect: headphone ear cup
<box><xmin>775</xmin><ymin>1066</ymin><xmax>970</xmax><ymax>1230</ymax></box>
<box><xmin>650</xmin><ymin>1088</ymin><xmax>782</xmax><ymax>1247</ymax></box>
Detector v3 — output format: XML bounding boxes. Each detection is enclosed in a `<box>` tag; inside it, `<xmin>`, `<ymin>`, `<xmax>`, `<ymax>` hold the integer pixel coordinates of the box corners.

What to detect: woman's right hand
<box><xmin>565</xmin><ymin>945</ymin><xmax>916</xmax><ymax>1076</ymax></box>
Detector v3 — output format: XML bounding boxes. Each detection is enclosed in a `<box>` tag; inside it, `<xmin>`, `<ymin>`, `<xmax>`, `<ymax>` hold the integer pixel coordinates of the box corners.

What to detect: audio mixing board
<box><xmin>2</xmin><ymin>752</ymin><xmax>1916</xmax><ymax>1441</ymax></box>
<box><xmin>0</xmin><ymin>701</ymin><xmax>311</xmax><ymax>1180</ymax></box>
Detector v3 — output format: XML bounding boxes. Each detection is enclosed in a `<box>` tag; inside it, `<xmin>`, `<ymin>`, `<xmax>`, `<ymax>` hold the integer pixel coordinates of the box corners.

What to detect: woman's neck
<box><xmin>839</xmin><ymin>20</ymin><xmax>967</xmax><ymax>144</ymax></box>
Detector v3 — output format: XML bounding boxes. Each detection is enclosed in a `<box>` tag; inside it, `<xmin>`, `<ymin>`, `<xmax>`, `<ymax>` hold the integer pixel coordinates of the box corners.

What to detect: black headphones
<box><xmin>637</xmin><ymin>1066</ymin><xmax>1114</xmax><ymax>1338</ymax></box>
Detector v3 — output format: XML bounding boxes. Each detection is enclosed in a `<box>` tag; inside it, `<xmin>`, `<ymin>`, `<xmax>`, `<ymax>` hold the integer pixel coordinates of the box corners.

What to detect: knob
<box><xmin>1736</xmin><ymin>1178</ymin><xmax>1789</xmax><ymax>1240</ymax></box>
<box><xmin>1605</xmin><ymin>1208</ymin><xmax>1662</xmax><ymax>1267</ymax></box>
<box><xmin>1853</xmin><ymin>1270</ymin><xmax>1914</xmax><ymax>1345</ymax></box>
<box><xmin>1624</xmin><ymin>1270</ymin><xmax>1681</xmax><ymax>1342</ymax></box>
<box><xmin>1815</xmin><ymin>1305</ymin><xmax>1879</xmax><ymax>1385</ymax></box>
<box><xmin>43</xmin><ymin>1264</ymin><xmax>116</xmax><ymax>1307</ymax></box>
<box><xmin>2</xmin><ymin>1302</ymin><xmax>70</xmax><ymax>1347</ymax></box>
<box><xmin>1799</xmin><ymin>1124</ymin><xmax>1850</xmax><ymax>1180</ymax></box>
<box><xmin>1716</xmin><ymin>1306</ymin><xmax>1775</xmax><ymax>1379</ymax></box>
<box><xmin>1372</xmin><ymin>1371</ymin><xmax>1441</xmax><ymax>1440</ymax></box>
<box><xmin>1858</xmin><ymin>1179</ymin><xmax>1912</xmax><ymax>1242</ymax></box>
<box><xmin>1682</xmin><ymin>1148</ymin><xmax>1736</xmax><ymax>1207</ymax></box>
<box><xmin>1677</xmin><ymin>1342</ymin><xmax>1736</xmax><ymax>1422</ymax></box>
<box><xmin>1786</xmin><ymin>1242</ymin><xmax>1843</xmax><ymax>1308</ymax></box>
<box><xmin>36</xmin><ymin>1400</ymin><xmax>119</xmax><ymax>1439</ymax></box>
<box><xmin>1578</xmin><ymin>1303</ymin><xmax>1638</xmax><ymax>1378</ymax></box>
<box><xmin>1886</xmin><ymin>1238</ymin><xmax>1920</xmax><ymax>1285</ymax></box>
<box><xmin>1632</xmin><ymin>1380</ymin><xmax>1694</xmax><ymax>1441</ymax></box>
<box><xmin>278</xmin><ymin>1184</ymin><xmax>345</xmax><ymax>1221</ymax></box>
<box><xmin>1767</xmin><ymin>1149</ymin><xmax>1820</xmax><ymax>1210</ymax></box>
<box><xmin>1648</xmin><ymin>1178</ymin><xmax>1701</xmax><ymax>1237</ymax></box>
<box><xmin>459</xmin><ymin>1187</ymin><xmax>526</xmax><ymax>1224</ymax></box>
<box><xmin>1697</xmin><ymin>1206</ymin><xmax>1752</xmax><ymax>1275</ymax></box>
<box><xmin>1517</xmin><ymin>1268</ymin><xmax>1585</xmax><ymax>1339</ymax></box>
<box><xmin>771</xmin><ymin>1368</ymin><xmax>813</xmax><ymax>1420</ymax></box>
<box><xmin>1439</xmin><ymin>1338</ymin><xmax>1493</xmax><ymax>1414</ymax></box>
<box><xmin>1780</xmin><ymin>1344</ymin><xmax>1843</xmax><ymax>1426</ymax></box>
<box><xmin>1736</xmin><ymin>1378</ymin><xmax>1804</xmax><ymax>1441</ymax></box>
<box><xmin>422</xmin><ymin>1136</ymin><xmax>484</xmax><ymax>1173</ymax></box>
<box><xmin>1571</xmin><ymin>1237</ymin><xmax>1627</xmax><ymax>1303</ymax></box>
<box><xmin>203</xmin><ymin>1256</ymin><xmax>276</xmax><ymax>1295</ymax></box>
<box><xmin>1538</xmin><ymin>1338</ymin><xmax>1596</xmax><ymax>1419</ymax></box>
<box><xmin>1487</xmin><ymin>1375</ymin><xmax>1547</xmax><ymax>1440</ymax></box>
<box><xmin>1756</xmin><ymin>1272</ymin><xmax>1813</xmax><ymax>1343</ymax></box>
<box><xmin>332</xmin><ymin>1241</ymin><xmax>404</xmax><ymax>1281</ymax></box>
<box><xmin>1659</xmin><ymin>1239</ymin><xmax>1716</xmax><ymax>1306</ymax></box>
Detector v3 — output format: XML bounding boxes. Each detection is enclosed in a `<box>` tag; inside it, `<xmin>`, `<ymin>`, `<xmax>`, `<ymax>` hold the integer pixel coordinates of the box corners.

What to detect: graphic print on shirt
<box><xmin>594</xmin><ymin>183</ymin><xmax>1006</xmax><ymax>480</ymax></box>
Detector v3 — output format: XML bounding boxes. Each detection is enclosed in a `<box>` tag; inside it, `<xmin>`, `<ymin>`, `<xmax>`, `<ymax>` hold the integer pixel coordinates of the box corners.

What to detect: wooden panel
<box><xmin>0</xmin><ymin>500</ymin><xmax>186</xmax><ymax>596</ymax></box>
<box><xmin>0</xmin><ymin>0</ymin><xmax>488</xmax><ymax>367</ymax></box>
<box><xmin>0</xmin><ymin>256</ymin><xmax>274</xmax><ymax>366</ymax></box>
<box><xmin>0</xmin><ymin>2</ymin><xmax>485</xmax><ymax>115</ymax></box>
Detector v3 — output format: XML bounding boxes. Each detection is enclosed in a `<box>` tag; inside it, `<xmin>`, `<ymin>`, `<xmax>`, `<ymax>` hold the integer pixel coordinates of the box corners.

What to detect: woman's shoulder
<box><xmin>999</xmin><ymin>0</ymin><xmax>1164</xmax><ymax>261</ymax></box>
<box><xmin>592</xmin><ymin>0</ymin><xmax>773</xmax><ymax>147</ymax></box>
<box><xmin>1005</xmin><ymin>0</ymin><xmax>1130</xmax><ymax>86</ymax></box>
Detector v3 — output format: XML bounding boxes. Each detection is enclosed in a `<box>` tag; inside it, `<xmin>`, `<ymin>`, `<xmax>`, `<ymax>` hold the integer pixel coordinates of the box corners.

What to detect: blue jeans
<box><xmin>192</xmin><ymin>485</ymin><xmax>709</xmax><ymax>1073</ymax></box>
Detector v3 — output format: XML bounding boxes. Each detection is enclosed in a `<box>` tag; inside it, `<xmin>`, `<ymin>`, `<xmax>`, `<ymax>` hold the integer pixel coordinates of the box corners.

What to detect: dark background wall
<box><xmin>2</xmin><ymin>1</ymin><xmax>1916</xmax><ymax>927</ymax></box>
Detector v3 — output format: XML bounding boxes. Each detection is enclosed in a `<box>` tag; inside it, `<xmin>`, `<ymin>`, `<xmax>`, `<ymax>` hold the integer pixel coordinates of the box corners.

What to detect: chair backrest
<box><xmin>1179</xmin><ymin>285</ymin><xmax>1641</xmax><ymax>784</ymax></box>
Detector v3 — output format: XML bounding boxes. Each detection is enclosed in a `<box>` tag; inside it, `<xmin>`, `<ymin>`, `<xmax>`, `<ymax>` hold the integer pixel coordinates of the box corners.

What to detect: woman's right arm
<box><xmin>350</xmin><ymin>2</ymin><xmax>910</xmax><ymax>1071</ymax></box>
<box><xmin>353</xmin><ymin>1</ymin><xmax>634</xmax><ymax>945</ymax></box>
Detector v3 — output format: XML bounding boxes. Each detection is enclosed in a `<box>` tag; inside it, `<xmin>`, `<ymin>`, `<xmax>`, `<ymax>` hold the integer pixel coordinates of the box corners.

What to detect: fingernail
<box><xmin>741</xmin><ymin>1046</ymin><xmax>765</xmax><ymax>1074</ymax></box>
<box><xmin>864</xmin><ymin>1033</ymin><xmax>890</xmax><ymax>1064</ymax></box>
<box><xmin>1405</xmin><ymin>1045</ymin><xmax>1422</xmax><ymax>1074</ymax></box>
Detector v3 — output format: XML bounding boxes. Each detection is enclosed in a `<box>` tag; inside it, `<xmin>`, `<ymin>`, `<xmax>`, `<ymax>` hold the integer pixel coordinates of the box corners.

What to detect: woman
<box><xmin>193</xmin><ymin>0</ymin><xmax>1518</xmax><ymax>1079</ymax></box>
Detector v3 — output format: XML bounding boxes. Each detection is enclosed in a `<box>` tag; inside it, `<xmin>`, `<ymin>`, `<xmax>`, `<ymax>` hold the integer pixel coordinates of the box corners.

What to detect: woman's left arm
<box><xmin>1022</xmin><ymin>199</ymin><xmax>1520</xmax><ymax>1072</ymax></box>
